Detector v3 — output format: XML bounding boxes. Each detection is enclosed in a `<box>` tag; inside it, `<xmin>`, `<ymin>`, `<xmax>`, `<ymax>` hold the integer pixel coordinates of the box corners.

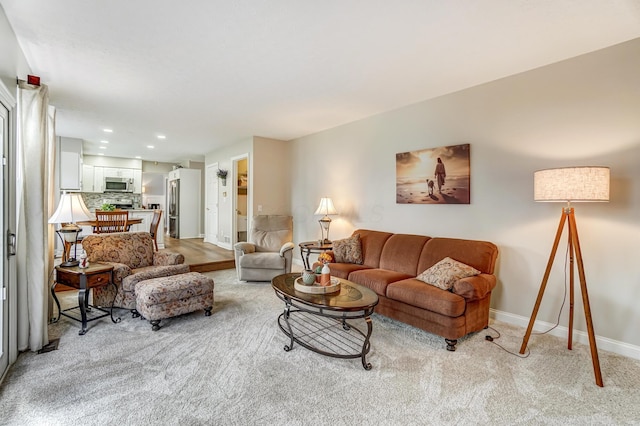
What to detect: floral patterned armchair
<box><xmin>82</xmin><ymin>232</ymin><xmax>189</xmax><ymax>311</ymax></box>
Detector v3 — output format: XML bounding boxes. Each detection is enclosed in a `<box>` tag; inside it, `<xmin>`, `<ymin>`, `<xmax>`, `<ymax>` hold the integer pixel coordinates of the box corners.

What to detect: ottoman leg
<box><xmin>204</xmin><ymin>307</ymin><xmax>212</xmax><ymax>316</ymax></box>
<box><xmin>151</xmin><ymin>320</ymin><xmax>161</xmax><ymax>331</ymax></box>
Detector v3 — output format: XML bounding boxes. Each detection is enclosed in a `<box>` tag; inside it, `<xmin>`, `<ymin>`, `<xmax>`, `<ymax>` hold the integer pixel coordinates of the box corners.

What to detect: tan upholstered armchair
<box><xmin>234</xmin><ymin>215</ymin><xmax>294</xmax><ymax>282</ymax></box>
<box><xmin>82</xmin><ymin>232</ymin><xmax>189</xmax><ymax>311</ymax></box>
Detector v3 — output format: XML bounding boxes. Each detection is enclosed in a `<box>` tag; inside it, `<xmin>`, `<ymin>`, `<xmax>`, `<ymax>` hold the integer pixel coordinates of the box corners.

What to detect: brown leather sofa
<box><xmin>329</xmin><ymin>229</ymin><xmax>498</xmax><ymax>351</ymax></box>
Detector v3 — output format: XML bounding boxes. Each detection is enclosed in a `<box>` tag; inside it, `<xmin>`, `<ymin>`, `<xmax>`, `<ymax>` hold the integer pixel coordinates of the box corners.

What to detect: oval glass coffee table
<box><xmin>271</xmin><ymin>273</ymin><xmax>379</xmax><ymax>370</ymax></box>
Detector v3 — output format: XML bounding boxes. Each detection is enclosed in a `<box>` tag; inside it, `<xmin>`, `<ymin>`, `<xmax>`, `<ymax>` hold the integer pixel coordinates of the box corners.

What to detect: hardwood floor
<box><xmin>163</xmin><ymin>236</ymin><xmax>235</xmax><ymax>272</ymax></box>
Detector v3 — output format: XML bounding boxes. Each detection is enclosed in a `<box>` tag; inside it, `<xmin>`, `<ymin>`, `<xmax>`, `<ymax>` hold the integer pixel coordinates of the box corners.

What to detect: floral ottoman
<box><xmin>135</xmin><ymin>272</ymin><xmax>214</xmax><ymax>331</ymax></box>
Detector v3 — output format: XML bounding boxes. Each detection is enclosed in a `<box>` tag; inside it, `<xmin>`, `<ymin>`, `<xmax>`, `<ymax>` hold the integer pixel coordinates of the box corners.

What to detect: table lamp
<box><xmin>48</xmin><ymin>192</ymin><xmax>93</xmax><ymax>267</ymax></box>
<box><xmin>314</xmin><ymin>197</ymin><xmax>338</xmax><ymax>244</ymax></box>
<box><xmin>520</xmin><ymin>166</ymin><xmax>609</xmax><ymax>387</ymax></box>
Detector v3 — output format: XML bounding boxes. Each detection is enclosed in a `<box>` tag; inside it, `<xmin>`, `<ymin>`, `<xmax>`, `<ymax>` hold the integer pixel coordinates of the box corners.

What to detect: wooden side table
<box><xmin>298</xmin><ymin>241</ymin><xmax>333</xmax><ymax>270</ymax></box>
<box><xmin>52</xmin><ymin>263</ymin><xmax>121</xmax><ymax>335</ymax></box>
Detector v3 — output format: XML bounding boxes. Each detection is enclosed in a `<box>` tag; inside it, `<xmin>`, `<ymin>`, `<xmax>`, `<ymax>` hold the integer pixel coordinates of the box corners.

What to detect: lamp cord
<box><xmin>486</xmin><ymin>242</ymin><xmax>570</xmax><ymax>357</ymax></box>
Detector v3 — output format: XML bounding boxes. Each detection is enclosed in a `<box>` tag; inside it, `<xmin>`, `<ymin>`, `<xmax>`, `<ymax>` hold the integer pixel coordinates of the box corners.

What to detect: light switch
<box><xmin>258</xmin><ymin>205</ymin><xmax>263</xmax><ymax>212</ymax></box>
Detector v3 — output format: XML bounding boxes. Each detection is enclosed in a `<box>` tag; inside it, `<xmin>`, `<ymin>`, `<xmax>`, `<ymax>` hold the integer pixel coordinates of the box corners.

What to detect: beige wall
<box><xmin>290</xmin><ymin>38</ymin><xmax>640</xmax><ymax>353</ymax></box>
<box><xmin>252</xmin><ymin>137</ymin><xmax>291</xmax><ymax>216</ymax></box>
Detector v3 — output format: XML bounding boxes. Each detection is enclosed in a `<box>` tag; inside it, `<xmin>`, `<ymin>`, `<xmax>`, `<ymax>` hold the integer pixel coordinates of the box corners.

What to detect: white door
<box><xmin>0</xmin><ymin>97</ymin><xmax>10</xmax><ymax>376</ymax></box>
<box><xmin>205</xmin><ymin>163</ymin><xmax>219</xmax><ymax>245</ymax></box>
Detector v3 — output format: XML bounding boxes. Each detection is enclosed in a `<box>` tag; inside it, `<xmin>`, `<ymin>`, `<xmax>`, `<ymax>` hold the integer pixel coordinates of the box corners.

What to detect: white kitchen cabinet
<box><xmin>81</xmin><ymin>164</ymin><xmax>94</xmax><ymax>192</ymax></box>
<box><xmin>133</xmin><ymin>169</ymin><xmax>142</xmax><ymax>194</ymax></box>
<box><xmin>59</xmin><ymin>137</ymin><xmax>82</xmax><ymax>190</ymax></box>
<box><xmin>103</xmin><ymin>167</ymin><xmax>134</xmax><ymax>179</ymax></box>
<box><xmin>94</xmin><ymin>167</ymin><xmax>104</xmax><ymax>192</ymax></box>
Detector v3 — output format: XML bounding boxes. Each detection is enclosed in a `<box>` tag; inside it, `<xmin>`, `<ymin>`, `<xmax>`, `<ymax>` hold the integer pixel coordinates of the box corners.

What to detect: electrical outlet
<box><xmin>258</xmin><ymin>205</ymin><xmax>263</xmax><ymax>212</ymax></box>
<box><xmin>225</xmin><ymin>236</ymin><xmax>230</xmax><ymax>242</ymax></box>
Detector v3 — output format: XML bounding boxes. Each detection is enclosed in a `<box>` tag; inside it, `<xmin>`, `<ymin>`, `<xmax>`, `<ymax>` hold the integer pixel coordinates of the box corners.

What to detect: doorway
<box><xmin>232</xmin><ymin>155</ymin><xmax>249</xmax><ymax>245</ymax></box>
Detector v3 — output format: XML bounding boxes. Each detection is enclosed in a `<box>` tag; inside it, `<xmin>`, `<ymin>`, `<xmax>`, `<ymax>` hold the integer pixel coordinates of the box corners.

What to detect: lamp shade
<box><xmin>314</xmin><ymin>197</ymin><xmax>338</xmax><ymax>216</ymax></box>
<box><xmin>534</xmin><ymin>167</ymin><xmax>610</xmax><ymax>202</ymax></box>
<box><xmin>48</xmin><ymin>192</ymin><xmax>93</xmax><ymax>224</ymax></box>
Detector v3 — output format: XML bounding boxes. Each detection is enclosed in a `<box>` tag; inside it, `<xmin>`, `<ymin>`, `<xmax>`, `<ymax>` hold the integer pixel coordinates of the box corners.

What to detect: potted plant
<box><xmin>216</xmin><ymin>169</ymin><xmax>228</xmax><ymax>186</ymax></box>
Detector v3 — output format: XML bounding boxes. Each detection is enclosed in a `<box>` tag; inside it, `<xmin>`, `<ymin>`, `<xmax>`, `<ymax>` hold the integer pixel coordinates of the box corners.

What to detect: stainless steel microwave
<box><xmin>104</xmin><ymin>177</ymin><xmax>133</xmax><ymax>192</ymax></box>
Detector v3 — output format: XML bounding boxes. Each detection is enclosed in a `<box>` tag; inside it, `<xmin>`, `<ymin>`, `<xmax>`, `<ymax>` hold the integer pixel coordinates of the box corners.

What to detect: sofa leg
<box><xmin>151</xmin><ymin>320</ymin><xmax>161</xmax><ymax>331</ymax></box>
<box><xmin>445</xmin><ymin>339</ymin><xmax>457</xmax><ymax>351</ymax></box>
<box><xmin>204</xmin><ymin>307</ymin><xmax>212</xmax><ymax>316</ymax></box>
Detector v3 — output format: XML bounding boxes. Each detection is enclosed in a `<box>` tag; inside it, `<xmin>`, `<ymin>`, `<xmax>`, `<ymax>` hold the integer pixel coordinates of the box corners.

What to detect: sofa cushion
<box><xmin>239</xmin><ymin>252</ymin><xmax>285</xmax><ymax>270</ymax></box>
<box><xmin>379</xmin><ymin>234</ymin><xmax>430</xmax><ymax>276</ymax></box>
<box><xmin>83</xmin><ymin>232</ymin><xmax>156</xmax><ymax>268</ymax></box>
<box><xmin>251</xmin><ymin>215</ymin><xmax>293</xmax><ymax>252</ymax></box>
<box><xmin>417</xmin><ymin>237</ymin><xmax>498</xmax><ymax>275</ymax></box>
<box><xmin>354</xmin><ymin>229</ymin><xmax>393</xmax><ymax>268</ymax></box>
<box><xmin>416</xmin><ymin>257</ymin><xmax>481</xmax><ymax>290</ymax></box>
<box><xmin>332</xmin><ymin>234</ymin><xmax>363</xmax><ymax>264</ymax></box>
<box><xmin>386</xmin><ymin>278</ymin><xmax>466</xmax><ymax>317</ymax></box>
<box><xmin>328</xmin><ymin>262</ymin><xmax>370</xmax><ymax>279</ymax></box>
<box><xmin>348</xmin><ymin>269</ymin><xmax>414</xmax><ymax>297</ymax></box>
<box><xmin>123</xmin><ymin>264</ymin><xmax>191</xmax><ymax>292</ymax></box>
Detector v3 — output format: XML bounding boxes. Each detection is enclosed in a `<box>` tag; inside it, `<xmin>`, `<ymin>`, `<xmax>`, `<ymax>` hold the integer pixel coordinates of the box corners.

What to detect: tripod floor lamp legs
<box><xmin>519</xmin><ymin>207</ymin><xmax>604</xmax><ymax>387</ymax></box>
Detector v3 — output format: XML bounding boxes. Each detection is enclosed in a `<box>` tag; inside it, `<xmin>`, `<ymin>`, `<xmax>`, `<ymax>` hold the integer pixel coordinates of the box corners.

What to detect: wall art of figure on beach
<box><xmin>396</xmin><ymin>144</ymin><xmax>470</xmax><ymax>204</ymax></box>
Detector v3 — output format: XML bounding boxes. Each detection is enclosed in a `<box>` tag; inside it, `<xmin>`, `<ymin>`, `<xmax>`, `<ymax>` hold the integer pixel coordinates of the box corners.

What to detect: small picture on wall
<box><xmin>396</xmin><ymin>143</ymin><xmax>470</xmax><ymax>204</ymax></box>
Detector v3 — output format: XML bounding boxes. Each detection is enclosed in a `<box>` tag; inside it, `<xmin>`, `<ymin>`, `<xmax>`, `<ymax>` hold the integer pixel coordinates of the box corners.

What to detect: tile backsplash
<box><xmin>81</xmin><ymin>192</ymin><xmax>142</xmax><ymax>211</ymax></box>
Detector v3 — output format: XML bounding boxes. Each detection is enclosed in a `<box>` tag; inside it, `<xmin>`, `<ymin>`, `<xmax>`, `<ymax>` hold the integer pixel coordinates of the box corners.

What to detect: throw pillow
<box><xmin>416</xmin><ymin>257</ymin><xmax>481</xmax><ymax>290</ymax></box>
<box><xmin>332</xmin><ymin>234</ymin><xmax>363</xmax><ymax>264</ymax></box>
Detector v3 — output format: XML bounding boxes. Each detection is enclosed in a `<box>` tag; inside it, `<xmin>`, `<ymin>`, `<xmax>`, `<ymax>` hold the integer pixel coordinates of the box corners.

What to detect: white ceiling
<box><xmin>2</xmin><ymin>0</ymin><xmax>640</xmax><ymax>164</ymax></box>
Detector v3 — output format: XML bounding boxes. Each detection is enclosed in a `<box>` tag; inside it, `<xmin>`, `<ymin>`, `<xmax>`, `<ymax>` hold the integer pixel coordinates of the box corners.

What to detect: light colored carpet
<box><xmin>1</xmin><ymin>268</ymin><xmax>639</xmax><ymax>425</ymax></box>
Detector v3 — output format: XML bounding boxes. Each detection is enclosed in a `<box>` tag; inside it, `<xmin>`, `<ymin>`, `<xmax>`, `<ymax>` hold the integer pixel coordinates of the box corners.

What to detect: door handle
<box><xmin>7</xmin><ymin>231</ymin><xmax>16</xmax><ymax>256</ymax></box>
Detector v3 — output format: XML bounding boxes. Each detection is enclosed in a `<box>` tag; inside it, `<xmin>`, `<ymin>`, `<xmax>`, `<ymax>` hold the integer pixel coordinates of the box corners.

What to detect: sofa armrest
<box><xmin>452</xmin><ymin>274</ymin><xmax>496</xmax><ymax>301</ymax></box>
<box><xmin>280</xmin><ymin>242</ymin><xmax>295</xmax><ymax>257</ymax></box>
<box><xmin>122</xmin><ymin>264</ymin><xmax>191</xmax><ymax>292</ymax></box>
<box><xmin>98</xmin><ymin>262</ymin><xmax>132</xmax><ymax>284</ymax></box>
<box><xmin>153</xmin><ymin>250</ymin><xmax>185</xmax><ymax>266</ymax></box>
<box><xmin>234</xmin><ymin>242</ymin><xmax>255</xmax><ymax>255</ymax></box>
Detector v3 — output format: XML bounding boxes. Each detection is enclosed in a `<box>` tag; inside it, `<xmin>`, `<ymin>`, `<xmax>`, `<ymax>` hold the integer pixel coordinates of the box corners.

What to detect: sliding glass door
<box><xmin>0</xmin><ymin>97</ymin><xmax>9</xmax><ymax>377</ymax></box>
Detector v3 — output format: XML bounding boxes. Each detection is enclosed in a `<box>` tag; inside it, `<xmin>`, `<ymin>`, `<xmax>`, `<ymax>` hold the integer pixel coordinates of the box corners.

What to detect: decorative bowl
<box><xmin>301</xmin><ymin>270</ymin><xmax>316</xmax><ymax>285</ymax></box>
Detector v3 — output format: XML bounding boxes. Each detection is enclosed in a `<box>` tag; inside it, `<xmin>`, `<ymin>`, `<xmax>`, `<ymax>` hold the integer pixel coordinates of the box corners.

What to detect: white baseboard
<box><xmin>218</xmin><ymin>242</ymin><xmax>232</xmax><ymax>250</ymax></box>
<box><xmin>490</xmin><ymin>308</ymin><xmax>640</xmax><ymax>361</ymax></box>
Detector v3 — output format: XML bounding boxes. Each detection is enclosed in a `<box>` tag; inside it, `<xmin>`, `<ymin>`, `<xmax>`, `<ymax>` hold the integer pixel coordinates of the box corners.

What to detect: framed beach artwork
<box><xmin>396</xmin><ymin>143</ymin><xmax>470</xmax><ymax>204</ymax></box>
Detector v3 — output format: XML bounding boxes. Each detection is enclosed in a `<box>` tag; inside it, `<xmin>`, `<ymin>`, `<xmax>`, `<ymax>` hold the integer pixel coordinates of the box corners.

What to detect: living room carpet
<box><xmin>1</xmin><ymin>268</ymin><xmax>639</xmax><ymax>425</ymax></box>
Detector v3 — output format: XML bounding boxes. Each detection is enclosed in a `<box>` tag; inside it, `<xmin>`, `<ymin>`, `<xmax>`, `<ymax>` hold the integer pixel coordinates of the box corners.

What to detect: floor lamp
<box><xmin>520</xmin><ymin>166</ymin><xmax>609</xmax><ymax>387</ymax></box>
<box><xmin>314</xmin><ymin>197</ymin><xmax>338</xmax><ymax>244</ymax></box>
<box><xmin>48</xmin><ymin>192</ymin><xmax>94</xmax><ymax>267</ymax></box>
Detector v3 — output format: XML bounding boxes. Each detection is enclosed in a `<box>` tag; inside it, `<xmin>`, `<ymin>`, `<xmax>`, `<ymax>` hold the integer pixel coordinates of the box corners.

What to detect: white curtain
<box><xmin>16</xmin><ymin>81</ymin><xmax>56</xmax><ymax>352</ymax></box>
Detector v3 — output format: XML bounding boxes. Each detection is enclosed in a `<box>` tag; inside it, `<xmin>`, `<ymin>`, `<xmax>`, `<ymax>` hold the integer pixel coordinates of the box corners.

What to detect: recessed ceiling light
<box><xmin>157</xmin><ymin>135</ymin><xmax>166</xmax><ymax>140</ymax></box>
<box><xmin>98</xmin><ymin>153</ymin><xmax>105</xmax><ymax>156</ymax></box>
<box><xmin>103</xmin><ymin>128</ymin><xmax>113</xmax><ymax>133</ymax></box>
<box><xmin>147</xmin><ymin>145</ymin><xmax>154</xmax><ymax>149</ymax></box>
<box><xmin>135</xmin><ymin>156</ymin><xmax>141</xmax><ymax>159</ymax></box>
<box><xmin>99</xmin><ymin>146</ymin><xmax>107</xmax><ymax>149</ymax></box>
<box><xmin>100</xmin><ymin>140</ymin><xmax>109</xmax><ymax>144</ymax></box>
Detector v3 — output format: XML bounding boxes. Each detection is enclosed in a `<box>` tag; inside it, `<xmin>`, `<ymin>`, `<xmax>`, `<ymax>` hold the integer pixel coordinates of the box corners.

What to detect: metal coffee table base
<box><xmin>278</xmin><ymin>304</ymin><xmax>375</xmax><ymax>370</ymax></box>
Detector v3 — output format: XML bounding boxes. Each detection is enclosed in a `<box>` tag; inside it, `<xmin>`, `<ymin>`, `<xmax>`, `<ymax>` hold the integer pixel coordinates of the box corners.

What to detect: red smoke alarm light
<box><xmin>27</xmin><ymin>75</ymin><xmax>40</xmax><ymax>86</ymax></box>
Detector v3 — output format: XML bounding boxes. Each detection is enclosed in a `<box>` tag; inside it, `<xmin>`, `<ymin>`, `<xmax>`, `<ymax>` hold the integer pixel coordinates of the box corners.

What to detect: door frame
<box><xmin>204</xmin><ymin>162</ymin><xmax>219</xmax><ymax>246</ymax></box>
<box><xmin>0</xmin><ymin>79</ymin><xmax>17</xmax><ymax>382</ymax></box>
<box><xmin>230</xmin><ymin>153</ymin><xmax>250</xmax><ymax>247</ymax></box>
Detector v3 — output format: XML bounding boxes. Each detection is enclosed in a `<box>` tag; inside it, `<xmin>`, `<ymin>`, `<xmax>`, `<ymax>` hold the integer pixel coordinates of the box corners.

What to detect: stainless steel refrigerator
<box><xmin>169</xmin><ymin>179</ymin><xmax>179</xmax><ymax>238</ymax></box>
<box><xmin>167</xmin><ymin>168</ymin><xmax>201</xmax><ymax>239</ymax></box>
